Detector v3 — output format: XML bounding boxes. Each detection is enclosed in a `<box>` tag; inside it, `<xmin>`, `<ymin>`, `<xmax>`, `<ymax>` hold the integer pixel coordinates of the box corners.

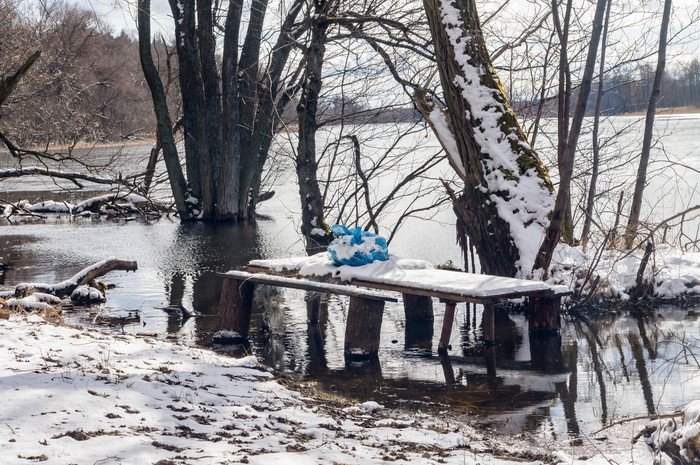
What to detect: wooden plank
<box><xmin>349</xmin><ymin>278</ymin><xmax>555</xmax><ymax>303</ymax></box>
<box><xmin>219</xmin><ymin>271</ymin><xmax>397</xmax><ymax>302</ymax></box>
<box><xmin>247</xmin><ymin>263</ymin><xmax>569</xmax><ymax>303</ymax></box>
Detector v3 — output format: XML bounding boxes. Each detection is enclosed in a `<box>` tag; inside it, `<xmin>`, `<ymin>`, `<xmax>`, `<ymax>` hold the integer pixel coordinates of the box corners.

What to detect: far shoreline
<box><xmin>7</xmin><ymin>105</ymin><xmax>700</xmax><ymax>153</ymax></box>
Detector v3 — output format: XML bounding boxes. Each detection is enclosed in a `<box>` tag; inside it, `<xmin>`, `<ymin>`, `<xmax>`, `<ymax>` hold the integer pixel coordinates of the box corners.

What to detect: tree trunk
<box><xmin>624</xmin><ymin>0</ymin><xmax>672</xmax><ymax>250</ymax></box>
<box><xmin>418</xmin><ymin>0</ymin><xmax>554</xmax><ymax>278</ymax></box>
<box><xmin>296</xmin><ymin>3</ymin><xmax>334</xmax><ymax>254</ymax></box>
<box><xmin>138</xmin><ymin>0</ymin><xmax>190</xmax><ymax>218</ymax></box>
<box><xmin>218</xmin><ymin>0</ymin><xmax>244</xmax><ymax>221</ymax></box>
<box><xmin>0</xmin><ymin>51</ymin><xmax>41</xmax><ymax>106</ymax></box>
<box><xmin>552</xmin><ymin>0</ymin><xmax>574</xmax><ymax>244</ymax></box>
<box><xmin>168</xmin><ymin>0</ymin><xmax>203</xmax><ymax>202</ymax></box>
<box><xmin>581</xmin><ymin>0</ymin><xmax>612</xmax><ymax>251</ymax></box>
<box><xmin>196</xmin><ymin>0</ymin><xmax>222</xmax><ymax>219</ymax></box>
<box><xmin>533</xmin><ymin>0</ymin><xmax>608</xmax><ymax>275</ymax></box>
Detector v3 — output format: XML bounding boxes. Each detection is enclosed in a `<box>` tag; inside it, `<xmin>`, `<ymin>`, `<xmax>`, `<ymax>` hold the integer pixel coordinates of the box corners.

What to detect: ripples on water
<box><xmin>0</xmin><ymin>216</ymin><xmax>697</xmax><ymax>441</ymax></box>
<box><xmin>1</xmin><ymin>116</ymin><xmax>699</xmax><ymax>438</ymax></box>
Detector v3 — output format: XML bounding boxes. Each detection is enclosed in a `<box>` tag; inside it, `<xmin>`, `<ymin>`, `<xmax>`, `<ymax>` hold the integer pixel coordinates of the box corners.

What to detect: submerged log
<box><xmin>14</xmin><ymin>258</ymin><xmax>138</xmax><ymax>298</ymax></box>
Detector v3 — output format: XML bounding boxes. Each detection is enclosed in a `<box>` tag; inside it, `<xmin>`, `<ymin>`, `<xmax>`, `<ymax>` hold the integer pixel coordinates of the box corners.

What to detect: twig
<box><xmin>592</xmin><ymin>411</ymin><xmax>683</xmax><ymax>435</ymax></box>
<box><xmin>580</xmin><ymin>429</ymin><xmax>617</xmax><ymax>465</ymax></box>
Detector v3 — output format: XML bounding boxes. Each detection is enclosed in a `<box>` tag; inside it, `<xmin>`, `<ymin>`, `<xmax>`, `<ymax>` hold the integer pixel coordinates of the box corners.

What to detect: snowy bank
<box><xmin>550</xmin><ymin>244</ymin><xmax>700</xmax><ymax>302</ymax></box>
<box><xmin>0</xmin><ymin>315</ymin><xmax>661</xmax><ymax>464</ymax></box>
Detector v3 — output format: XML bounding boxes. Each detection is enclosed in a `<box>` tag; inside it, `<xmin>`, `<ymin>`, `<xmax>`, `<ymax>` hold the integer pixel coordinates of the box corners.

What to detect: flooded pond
<box><xmin>1</xmin><ymin>214</ymin><xmax>698</xmax><ymax>442</ymax></box>
<box><xmin>1</xmin><ymin>116</ymin><xmax>699</xmax><ymax>442</ymax></box>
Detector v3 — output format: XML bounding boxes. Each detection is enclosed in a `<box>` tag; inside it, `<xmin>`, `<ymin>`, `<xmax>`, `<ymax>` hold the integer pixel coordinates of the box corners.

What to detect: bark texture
<box><xmin>418</xmin><ymin>0</ymin><xmax>554</xmax><ymax>277</ymax></box>
<box><xmin>296</xmin><ymin>1</ymin><xmax>334</xmax><ymax>254</ymax></box>
<box><xmin>138</xmin><ymin>0</ymin><xmax>304</xmax><ymax>222</ymax></box>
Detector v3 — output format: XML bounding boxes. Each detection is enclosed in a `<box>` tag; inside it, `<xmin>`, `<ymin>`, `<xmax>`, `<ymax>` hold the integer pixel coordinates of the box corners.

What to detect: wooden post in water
<box><xmin>402</xmin><ymin>294</ymin><xmax>434</xmax><ymax>321</ymax></box>
<box><xmin>344</xmin><ymin>297</ymin><xmax>385</xmax><ymax>358</ymax></box>
<box><xmin>483</xmin><ymin>303</ymin><xmax>495</xmax><ymax>344</ymax></box>
<box><xmin>216</xmin><ymin>278</ymin><xmax>255</xmax><ymax>339</ymax></box>
<box><xmin>528</xmin><ymin>296</ymin><xmax>561</xmax><ymax>335</ymax></box>
<box><xmin>403</xmin><ymin>293</ymin><xmax>434</xmax><ymax>352</ymax></box>
<box><xmin>438</xmin><ymin>301</ymin><xmax>457</xmax><ymax>354</ymax></box>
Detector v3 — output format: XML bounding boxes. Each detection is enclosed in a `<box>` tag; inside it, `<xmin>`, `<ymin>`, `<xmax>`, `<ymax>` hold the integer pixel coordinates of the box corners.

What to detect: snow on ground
<box><xmin>1</xmin><ymin>314</ymin><xmax>660</xmax><ymax>465</ymax></box>
<box><xmin>550</xmin><ymin>244</ymin><xmax>700</xmax><ymax>300</ymax></box>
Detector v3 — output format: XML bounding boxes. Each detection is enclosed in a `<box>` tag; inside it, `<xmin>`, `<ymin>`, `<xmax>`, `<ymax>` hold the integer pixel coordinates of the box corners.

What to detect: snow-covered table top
<box><xmin>248</xmin><ymin>253</ymin><xmax>570</xmax><ymax>302</ymax></box>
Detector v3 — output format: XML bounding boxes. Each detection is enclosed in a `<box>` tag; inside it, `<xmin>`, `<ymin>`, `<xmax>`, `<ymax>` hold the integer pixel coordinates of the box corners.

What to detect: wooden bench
<box><xmin>216</xmin><ymin>255</ymin><xmax>571</xmax><ymax>359</ymax></box>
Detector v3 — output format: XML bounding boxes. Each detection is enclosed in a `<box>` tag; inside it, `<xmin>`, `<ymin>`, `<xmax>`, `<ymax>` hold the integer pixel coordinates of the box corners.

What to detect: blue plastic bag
<box><xmin>328</xmin><ymin>225</ymin><xmax>389</xmax><ymax>267</ymax></box>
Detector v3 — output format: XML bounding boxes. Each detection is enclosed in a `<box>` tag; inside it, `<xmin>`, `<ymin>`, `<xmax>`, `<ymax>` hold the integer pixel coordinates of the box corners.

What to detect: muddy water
<box><xmin>0</xmin><ymin>214</ymin><xmax>697</xmax><ymax>441</ymax></box>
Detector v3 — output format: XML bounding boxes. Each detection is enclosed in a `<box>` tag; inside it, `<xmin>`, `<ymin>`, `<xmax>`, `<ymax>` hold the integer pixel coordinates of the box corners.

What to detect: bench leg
<box><xmin>402</xmin><ymin>294</ymin><xmax>433</xmax><ymax>321</ymax></box>
<box><xmin>344</xmin><ymin>297</ymin><xmax>384</xmax><ymax>359</ymax></box>
<box><xmin>529</xmin><ymin>296</ymin><xmax>561</xmax><ymax>335</ymax></box>
<box><xmin>438</xmin><ymin>301</ymin><xmax>457</xmax><ymax>354</ymax></box>
<box><xmin>483</xmin><ymin>303</ymin><xmax>495</xmax><ymax>344</ymax></box>
<box><xmin>215</xmin><ymin>278</ymin><xmax>255</xmax><ymax>340</ymax></box>
<box><xmin>403</xmin><ymin>294</ymin><xmax>434</xmax><ymax>352</ymax></box>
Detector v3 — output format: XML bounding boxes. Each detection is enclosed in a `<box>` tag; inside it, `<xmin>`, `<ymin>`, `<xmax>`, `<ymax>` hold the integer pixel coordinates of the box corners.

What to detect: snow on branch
<box><xmin>14</xmin><ymin>258</ymin><xmax>138</xmax><ymax>298</ymax></box>
<box><xmin>415</xmin><ymin>88</ymin><xmax>465</xmax><ymax>181</ymax></box>
<box><xmin>0</xmin><ymin>166</ymin><xmax>114</xmax><ymax>188</ymax></box>
<box><xmin>431</xmin><ymin>0</ymin><xmax>555</xmax><ymax>274</ymax></box>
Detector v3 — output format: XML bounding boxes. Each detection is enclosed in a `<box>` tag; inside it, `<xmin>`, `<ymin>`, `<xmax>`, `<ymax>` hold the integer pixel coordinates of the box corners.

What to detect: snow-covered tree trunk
<box><xmin>418</xmin><ymin>0</ymin><xmax>554</xmax><ymax>278</ymax></box>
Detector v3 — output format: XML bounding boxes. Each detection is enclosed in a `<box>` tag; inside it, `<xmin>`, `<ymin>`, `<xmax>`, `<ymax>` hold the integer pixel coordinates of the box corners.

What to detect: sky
<box><xmin>72</xmin><ymin>0</ymin><xmax>699</xmax><ymax>63</ymax></box>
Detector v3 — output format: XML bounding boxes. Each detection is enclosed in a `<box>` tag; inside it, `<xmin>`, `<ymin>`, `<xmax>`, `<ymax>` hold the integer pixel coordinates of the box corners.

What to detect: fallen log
<box><xmin>14</xmin><ymin>258</ymin><xmax>138</xmax><ymax>298</ymax></box>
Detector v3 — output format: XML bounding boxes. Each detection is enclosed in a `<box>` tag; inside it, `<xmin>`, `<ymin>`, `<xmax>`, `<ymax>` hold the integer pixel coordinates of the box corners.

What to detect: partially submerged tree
<box><xmin>417</xmin><ymin>0</ymin><xmax>555</xmax><ymax>278</ymax></box>
<box><xmin>137</xmin><ymin>0</ymin><xmax>306</xmax><ymax>221</ymax></box>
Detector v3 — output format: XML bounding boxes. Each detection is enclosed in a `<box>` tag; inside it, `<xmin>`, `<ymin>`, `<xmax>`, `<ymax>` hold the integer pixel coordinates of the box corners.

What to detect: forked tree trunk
<box><xmin>533</xmin><ymin>0</ymin><xmax>609</xmax><ymax>275</ymax></box>
<box><xmin>418</xmin><ymin>0</ymin><xmax>554</xmax><ymax>278</ymax></box>
<box><xmin>139</xmin><ymin>0</ymin><xmax>303</xmax><ymax>222</ymax></box>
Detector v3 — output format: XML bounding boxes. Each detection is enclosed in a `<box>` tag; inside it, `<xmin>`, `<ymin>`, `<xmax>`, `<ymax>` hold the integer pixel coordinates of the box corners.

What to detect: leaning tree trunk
<box><xmin>533</xmin><ymin>0</ymin><xmax>609</xmax><ymax>275</ymax></box>
<box><xmin>418</xmin><ymin>0</ymin><xmax>554</xmax><ymax>278</ymax></box>
<box><xmin>0</xmin><ymin>51</ymin><xmax>41</xmax><ymax>107</ymax></box>
<box><xmin>138</xmin><ymin>0</ymin><xmax>191</xmax><ymax>218</ymax></box>
<box><xmin>296</xmin><ymin>2</ymin><xmax>334</xmax><ymax>255</ymax></box>
<box><xmin>624</xmin><ymin>0</ymin><xmax>672</xmax><ymax>250</ymax></box>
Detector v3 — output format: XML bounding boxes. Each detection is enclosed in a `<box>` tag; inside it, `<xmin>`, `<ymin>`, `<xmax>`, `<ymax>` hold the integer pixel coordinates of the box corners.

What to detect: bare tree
<box><xmin>623</xmin><ymin>0</ymin><xmax>673</xmax><ymax>250</ymax></box>
<box><xmin>581</xmin><ymin>0</ymin><xmax>612</xmax><ymax>251</ymax></box>
<box><xmin>418</xmin><ymin>0</ymin><xmax>555</xmax><ymax>278</ymax></box>
<box><xmin>532</xmin><ymin>0</ymin><xmax>608</xmax><ymax>275</ymax></box>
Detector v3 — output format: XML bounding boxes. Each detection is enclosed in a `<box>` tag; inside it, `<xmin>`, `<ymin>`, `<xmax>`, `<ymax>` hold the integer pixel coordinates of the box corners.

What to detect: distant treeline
<box><xmin>2</xmin><ymin>1</ymin><xmax>699</xmax><ymax>147</ymax></box>
<box><xmin>516</xmin><ymin>60</ymin><xmax>700</xmax><ymax>117</ymax></box>
<box><xmin>0</xmin><ymin>0</ymin><xmax>171</xmax><ymax>146</ymax></box>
